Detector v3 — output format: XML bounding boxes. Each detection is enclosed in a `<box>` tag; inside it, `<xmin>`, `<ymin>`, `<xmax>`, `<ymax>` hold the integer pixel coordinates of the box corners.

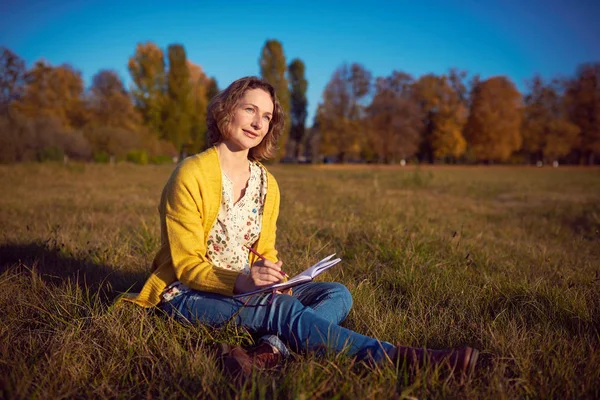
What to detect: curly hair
<box><xmin>206</xmin><ymin>76</ymin><xmax>285</xmax><ymax>161</ymax></box>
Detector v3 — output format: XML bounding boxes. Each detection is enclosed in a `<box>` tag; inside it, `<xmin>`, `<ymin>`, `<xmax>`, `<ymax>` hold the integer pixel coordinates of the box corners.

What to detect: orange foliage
<box><xmin>128</xmin><ymin>42</ymin><xmax>166</xmax><ymax>137</ymax></box>
<box><xmin>412</xmin><ymin>73</ymin><xmax>468</xmax><ymax>161</ymax></box>
<box><xmin>187</xmin><ymin>61</ymin><xmax>210</xmax><ymax>153</ymax></box>
<box><xmin>13</xmin><ymin>61</ymin><xmax>87</xmax><ymax>130</ymax></box>
<box><xmin>367</xmin><ymin>71</ymin><xmax>421</xmax><ymax>163</ymax></box>
<box><xmin>463</xmin><ymin>76</ymin><xmax>523</xmax><ymax>162</ymax></box>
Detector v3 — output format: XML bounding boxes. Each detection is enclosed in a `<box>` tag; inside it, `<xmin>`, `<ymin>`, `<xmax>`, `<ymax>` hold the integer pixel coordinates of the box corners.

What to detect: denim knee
<box><xmin>327</xmin><ymin>282</ymin><xmax>353</xmax><ymax>319</ymax></box>
<box><xmin>307</xmin><ymin>282</ymin><xmax>353</xmax><ymax>324</ymax></box>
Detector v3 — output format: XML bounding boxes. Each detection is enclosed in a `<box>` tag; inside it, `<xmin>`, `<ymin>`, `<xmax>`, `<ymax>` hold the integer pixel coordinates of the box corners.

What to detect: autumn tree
<box><xmin>463</xmin><ymin>76</ymin><xmax>523</xmax><ymax>162</ymax></box>
<box><xmin>448</xmin><ymin>68</ymin><xmax>469</xmax><ymax>106</ymax></box>
<box><xmin>7</xmin><ymin>61</ymin><xmax>91</xmax><ymax>161</ymax></box>
<box><xmin>89</xmin><ymin>70</ymin><xmax>140</xmax><ymax>131</ymax></box>
<box><xmin>288</xmin><ymin>58</ymin><xmax>308</xmax><ymax>160</ymax></box>
<box><xmin>445</xmin><ymin>69</ymin><xmax>470</xmax><ymax>159</ymax></box>
<box><xmin>128</xmin><ymin>42</ymin><xmax>166</xmax><ymax>138</ymax></box>
<box><xmin>163</xmin><ymin>44</ymin><xmax>192</xmax><ymax>153</ymax></box>
<box><xmin>206</xmin><ymin>77</ymin><xmax>219</xmax><ymax>101</ymax></box>
<box><xmin>81</xmin><ymin>70</ymin><xmax>143</xmax><ymax>158</ymax></box>
<box><xmin>564</xmin><ymin>63</ymin><xmax>600</xmax><ymax>165</ymax></box>
<box><xmin>367</xmin><ymin>71</ymin><xmax>421</xmax><ymax>163</ymax></box>
<box><xmin>318</xmin><ymin>63</ymin><xmax>372</xmax><ymax>162</ymax></box>
<box><xmin>412</xmin><ymin>73</ymin><xmax>467</xmax><ymax>163</ymax></box>
<box><xmin>260</xmin><ymin>39</ymin><xmax>290</xmax><ymax>159</ymax></box>
<box><xmin>13</xmin><ymin>61</ymin><xmax>88</xmax><ymax>130</ymax></box>
<box><xmin>521</xmin><ymin>76</ymin><xmax>580</xmax><ymax>164</ymax></box>
<box><xmin>187</xmin><ymin>61</ymin><xmax>210</xmax><ymax>153</ymax></box>
<box><xmin>0</xmin><ymin>47</ymin><xmax>27</xmax><ymax>162</ymax></box>
<box><xmin>0</xmin><ymin>47</ymin><xmax>26</xmax><ymax>115</ymax></box>
<box><xmin>304</xmin><ymin>110</ymin><xmax>322</xmax><ymax>163</ymax></box>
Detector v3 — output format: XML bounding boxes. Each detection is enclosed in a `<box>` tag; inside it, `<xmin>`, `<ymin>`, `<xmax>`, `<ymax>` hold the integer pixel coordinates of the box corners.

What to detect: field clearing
<box><xmin>1</xmin><ymin>162</ymin><xmax>599</xmax><ymax>399</ymax></box>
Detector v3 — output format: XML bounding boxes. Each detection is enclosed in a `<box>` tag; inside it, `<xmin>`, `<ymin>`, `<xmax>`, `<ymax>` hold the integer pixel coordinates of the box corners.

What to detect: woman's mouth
<box><xmin>243</xmin><ymin>129</ymin><xmax>259</xmax><ymax>139</ymax></box>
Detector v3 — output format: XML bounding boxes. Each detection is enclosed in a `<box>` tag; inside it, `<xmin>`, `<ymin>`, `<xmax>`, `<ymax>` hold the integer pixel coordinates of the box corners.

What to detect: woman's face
<box><xmin>224</xmin><ymin>88</ymin><xmax>274</xmax><ymax>151</ymax></box>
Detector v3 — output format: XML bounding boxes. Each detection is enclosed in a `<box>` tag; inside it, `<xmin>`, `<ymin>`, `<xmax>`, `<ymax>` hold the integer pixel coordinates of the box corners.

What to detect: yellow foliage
<box><xmin>413</xmin><ymin>74</ymin><xmax>468</xmax><ymax>161</ymax></box>
<box><xmin>13</xmin><ymin>61</ymin><xmax>86</xmax><ymax>131</ymax></box>
<box><xmin>464</xmin><ymin>76</ymin><xmax>523</xmax><ymax>162</ymax></box>
<box><xmin>128</xmin><ymin>42</ymin><xmax>166</xmax><ymax>137</ymax></box>
<box><xmin>187</xmin><ymin>61</ymin><xmax>209</xmax><ymax>153</ymax></box>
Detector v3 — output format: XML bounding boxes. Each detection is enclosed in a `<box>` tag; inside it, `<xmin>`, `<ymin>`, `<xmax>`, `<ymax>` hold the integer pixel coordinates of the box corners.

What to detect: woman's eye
<box><xmin>263</xmin><ymin>116</ymin><xmax>271</xmax><ymax>122</ymax></box>
<box><xmin>245</xmin><ymin>107</ymin><xmax>255</xmax><ymax>113</ymax></box>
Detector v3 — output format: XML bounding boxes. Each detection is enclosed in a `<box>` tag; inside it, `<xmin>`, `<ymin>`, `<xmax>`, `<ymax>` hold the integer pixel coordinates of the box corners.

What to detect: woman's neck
<box><xmin>216</xmin><ymin>142</ymin><xmax>250</xmax><ymax>177</ymax></box>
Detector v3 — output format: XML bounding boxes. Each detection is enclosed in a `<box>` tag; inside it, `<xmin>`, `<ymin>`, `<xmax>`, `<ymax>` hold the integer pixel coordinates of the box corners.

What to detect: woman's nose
<box><xmin>251</xmin><ymin>115</ymin><xmax>263</xmax><ymax>129</ymax></box>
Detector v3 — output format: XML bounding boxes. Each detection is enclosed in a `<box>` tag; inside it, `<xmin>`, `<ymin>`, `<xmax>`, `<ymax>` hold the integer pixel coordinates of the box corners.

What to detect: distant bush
<box><xmin>93</xmin><ymin>152</ymin><xmax>111</xmax><ymax>163</ymax></box>
<box><xmin>37</xmin><ymin>146</ymin><xmax>64</xmax><ymax>162</ymax></box>
<box><xmin>84</xmin><ymin>126</ymin><xmax>139</xmax><ymax>159</ymax></box>
<box><xmin>126</xmin><ymin>150</ymin><xmax>149</xmax><ymax>165</ymax></box>
<box><xmin>0</xmin><ymin>112</ymin><xmax>91</xmax><ymax>163</ymax></box>
<box><xmin>140</xmin><ymin>130</ymin><xmax>178</xmax><ymax>159</ymax></box>
<box><xmin>0</xmin><ymin>111</ymin><xmax>182</xmax><ymax>165</ymax></box>
<box><xmin>62</xmin><ymin>130</ymin><xmax>92</xmax><ymax>160</ymax></box>
<box><xmin>0</xmin><ymin>114</ymin><xmax>23</xmax><ymax>163</ymax></box>
<box><xmin>150</xmin><ymin>155</ymin><xmax>174</xmax><ymax>165</ymax></box>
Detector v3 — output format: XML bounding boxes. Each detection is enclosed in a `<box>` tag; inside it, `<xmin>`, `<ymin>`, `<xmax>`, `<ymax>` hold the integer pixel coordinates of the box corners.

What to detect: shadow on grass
<box><xmin>0</xmin><ymin>241</ymin><xmax>147</xmax><ymax>304</ymax></box>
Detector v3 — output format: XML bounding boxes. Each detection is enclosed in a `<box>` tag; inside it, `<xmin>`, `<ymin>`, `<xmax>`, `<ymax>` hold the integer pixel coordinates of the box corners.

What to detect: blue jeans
<box><xmin>159</xmin><ymin>282</ymin><xmax>395</xmax><ymax>363</ymax></box>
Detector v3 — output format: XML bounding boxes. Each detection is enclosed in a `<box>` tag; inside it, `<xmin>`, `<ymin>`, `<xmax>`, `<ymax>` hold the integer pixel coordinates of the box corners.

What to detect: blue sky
<box><xmin>1</xmin><ymin>0</ymin><xmax>598</xmax><ymax>123</ymax></box>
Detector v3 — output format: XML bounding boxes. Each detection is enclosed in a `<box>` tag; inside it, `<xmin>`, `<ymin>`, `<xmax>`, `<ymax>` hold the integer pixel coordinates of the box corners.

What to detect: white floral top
<box><xmin>206</xmin><ymin>162</ymin><xmax>267</xmax><ymax>273</ymax></box>
<box><xmin>161</xmin><ymin>161</ymin><xmax>267</xmax><ymax>302</ymax></box>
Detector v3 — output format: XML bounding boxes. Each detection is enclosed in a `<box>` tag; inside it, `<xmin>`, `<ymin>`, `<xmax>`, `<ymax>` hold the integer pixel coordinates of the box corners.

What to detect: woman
<box><xmin>123</xmin><ymin>76</ymin><xmax>478</xmax><ymax>378</ymax></box>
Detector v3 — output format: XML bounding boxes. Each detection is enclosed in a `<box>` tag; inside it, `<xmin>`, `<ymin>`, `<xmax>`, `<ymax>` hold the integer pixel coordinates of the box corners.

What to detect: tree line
<box><xmin>1</xmin><ymin>40</ymin><xmax>598</xmax><ymax>165</ymax></box>
<box><xmin>315</xmin><ymin>64</ymin><xmax>600</xmax><ymax>165</ymax></box>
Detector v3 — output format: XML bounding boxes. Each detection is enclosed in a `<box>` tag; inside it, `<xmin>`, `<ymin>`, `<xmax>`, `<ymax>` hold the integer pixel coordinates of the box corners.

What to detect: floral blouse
<box><xmin>206</xmin><ymin>161</ymin><xmax>267</xmax><ymax>273</ymax></box>
<box><xmin>162</xmin><ymin>161</ymin><xmax>268</xmax><ymax>302</ymax></box>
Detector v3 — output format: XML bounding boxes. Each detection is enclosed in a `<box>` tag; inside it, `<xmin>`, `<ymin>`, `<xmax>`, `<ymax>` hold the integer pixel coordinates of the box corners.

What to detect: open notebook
<box><xmin>233</xmin><ymin>254</ymin><xmax>342</xmax><ymax>298</ymax></box>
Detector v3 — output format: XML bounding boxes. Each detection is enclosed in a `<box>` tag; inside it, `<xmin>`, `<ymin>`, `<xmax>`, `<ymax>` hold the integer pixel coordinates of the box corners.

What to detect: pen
<box><xmin>244</xmin><ymin>245</ymin><xmax>289</xmax><ymax>278</ymax></box>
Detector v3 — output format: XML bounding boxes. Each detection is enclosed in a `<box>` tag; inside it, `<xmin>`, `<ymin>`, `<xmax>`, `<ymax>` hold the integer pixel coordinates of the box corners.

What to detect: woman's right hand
<box><xmin>234</xmin><ymin>259</ymin><xmax>285</xmax><ymax>294</ymax></box>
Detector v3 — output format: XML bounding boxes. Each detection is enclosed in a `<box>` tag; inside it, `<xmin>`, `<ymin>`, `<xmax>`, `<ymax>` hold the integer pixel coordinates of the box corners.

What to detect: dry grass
<box><xmin>1</xmin><ymin>162</ymin><xmax>599</xmax><ymax>399</ymax></box>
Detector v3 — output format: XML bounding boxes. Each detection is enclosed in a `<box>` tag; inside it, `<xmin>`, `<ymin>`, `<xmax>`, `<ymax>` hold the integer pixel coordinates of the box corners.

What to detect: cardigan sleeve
<box><xmin>161</xmin><ymin>163</ymin><xmax>240</xmax><ymax>296</ymax></box>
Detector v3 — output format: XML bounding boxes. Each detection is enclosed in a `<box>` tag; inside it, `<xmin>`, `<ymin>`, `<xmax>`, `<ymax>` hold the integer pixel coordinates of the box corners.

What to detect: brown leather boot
<box><xmin>220</xmin><ymin>342</ymin><xmax>282</xmax><ymax>379</ymax></box>
<box><xmin>249</xmin><ymin>341</ymin><xmax>283</xmax><ymax>369</ymax></box>
<box><xmin>394</xmin><ymin>345</ymin><xmax>479</xmax><ymax>379</ymax></box>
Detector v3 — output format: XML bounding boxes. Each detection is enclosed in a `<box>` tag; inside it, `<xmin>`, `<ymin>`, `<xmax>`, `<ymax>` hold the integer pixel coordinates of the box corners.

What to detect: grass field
<box><xmin>1</xmin><ymin>162</ymin><xmax>599</xmax><ymax>399</ymax></box>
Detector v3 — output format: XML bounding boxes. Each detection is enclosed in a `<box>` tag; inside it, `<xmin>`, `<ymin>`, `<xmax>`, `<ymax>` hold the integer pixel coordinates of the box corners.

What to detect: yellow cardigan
<box><xmin>123</xmin><ymin>147</ymin><xmax>280</xmax><ymax>308</ymax></box>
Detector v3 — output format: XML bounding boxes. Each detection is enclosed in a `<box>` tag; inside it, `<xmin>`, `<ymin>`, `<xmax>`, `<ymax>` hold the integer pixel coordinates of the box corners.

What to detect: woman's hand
<box><xmin>234</xmin><ymin>259</ymin><xmax>285</xmax><ymax>294</ymax></box>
